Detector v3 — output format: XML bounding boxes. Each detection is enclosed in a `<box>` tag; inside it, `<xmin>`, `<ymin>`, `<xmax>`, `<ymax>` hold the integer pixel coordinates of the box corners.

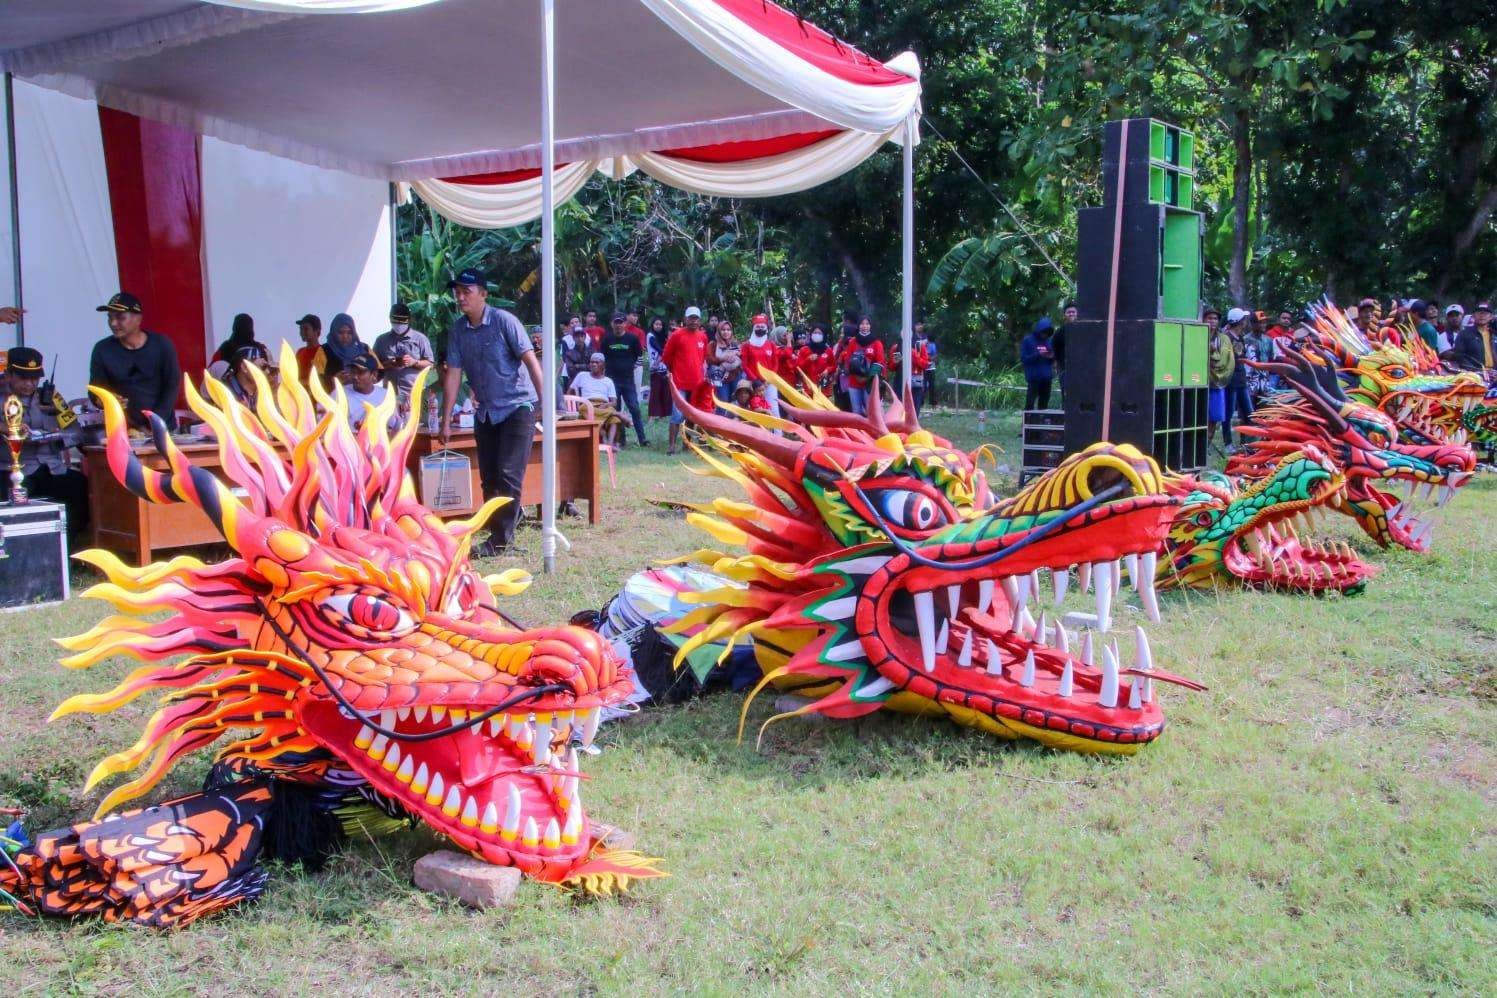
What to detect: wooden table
<box><xmin>405</xmin><ymin>419</ymin><xmax>601</xmax><ymax>525</ymax></box>
<box><xmin>84</xmin><ymin>418</ymin><xmax>602</xmax><ymax>565</ymax></box>
<box><xmin>84</xmin><ymin>438</ymin><xmax>237</xmax><ymax>565</ymax></box>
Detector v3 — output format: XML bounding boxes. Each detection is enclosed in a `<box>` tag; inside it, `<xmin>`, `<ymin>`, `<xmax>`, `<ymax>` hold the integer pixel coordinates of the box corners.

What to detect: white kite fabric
<box><xmin>407</xmin><ymin>126</ymin><xmax>908</xmax><ymax>228</ymax></box>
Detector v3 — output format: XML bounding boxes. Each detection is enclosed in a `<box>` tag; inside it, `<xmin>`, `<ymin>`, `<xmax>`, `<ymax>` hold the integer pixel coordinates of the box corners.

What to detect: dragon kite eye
<box><xmin>874</xmin><ymin>489</ymin><xmax>947</xmax><ymax>531</ymax></box>
<box><xmin>320</xmin><ymin>592</ymin><xmax>416</xmax><ymax>636</ymax></box>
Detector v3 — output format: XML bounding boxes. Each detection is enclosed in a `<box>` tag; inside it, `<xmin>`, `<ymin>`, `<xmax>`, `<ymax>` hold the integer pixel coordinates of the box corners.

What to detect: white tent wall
<box><xmin>1</xmin><ymin>79</ymin><xmax>17</xmax><ymax>349</ymax></box>
<box><xmin>12</xmin><ymin>79</ymin><xmax>119</xmax><ymax>398</ymax></box>
<box><xmin>201</xmin><ymin>137</ymin><xmax>392</xmax><ymax>359</ymax></box>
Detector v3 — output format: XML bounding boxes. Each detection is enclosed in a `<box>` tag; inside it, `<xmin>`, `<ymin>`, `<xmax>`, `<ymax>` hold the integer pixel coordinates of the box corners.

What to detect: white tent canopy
<box><xmin>3</xmin><ymin>0</ymin><xmax>923</xmax><ymax>571</ymax></box>
<box><xmin>2</xmin><ymin>0</ymin><xmax>919</xmax><ymax>180</ymax></box>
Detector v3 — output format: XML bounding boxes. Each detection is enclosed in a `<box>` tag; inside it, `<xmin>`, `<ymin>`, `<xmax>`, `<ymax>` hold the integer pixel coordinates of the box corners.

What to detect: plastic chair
<box><xmin>562</xmin><ymin>395</ymin><xmax>615</xmax><ymax>489</ymax></box>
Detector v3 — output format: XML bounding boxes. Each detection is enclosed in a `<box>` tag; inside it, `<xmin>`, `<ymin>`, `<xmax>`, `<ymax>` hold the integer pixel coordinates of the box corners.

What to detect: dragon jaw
<box><xmin>1164</xmin><ymin>454</ymin><xmax>1373</xmax><ymax>594</ymax></box>
<box><xmin>808</xmin><ymin>486</ymin><xmax>1187</xmax><ymax>752</ymax></box>
<box><xmin>58</xmin><ymin>347</ymin><xmax>661</xmax><ymax>890</ymax></box>
<box><xmin>669</xmin><ymin>370</ymin><xmax>1203</xmax><ymax>755</ymax></box>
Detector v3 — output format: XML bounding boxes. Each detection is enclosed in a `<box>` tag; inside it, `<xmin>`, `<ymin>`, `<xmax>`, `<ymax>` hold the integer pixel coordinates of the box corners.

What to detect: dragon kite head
<box><xmin>54</xmin><ymin>345</ymin><xmax>661</xmax><ymax>893</ymax></box>
<box><xmin>1161</xmin><ymin>449</ymin><xmax>1372</xmax><ymax>593</ymax></box>
<box><xmin>1229</xmin><ymin>346</ymin><xmax>1475</xmax><ymax>552</ymax></box>
<box><xmin>667</xmin><ymin>376</ymin><xmax>1201</xmax><ymax>755</ymax></box>
<box><xmin>1302</xmin><ymin>300</ymin><xmax>1487</xmax><ymax>446</ymax></box>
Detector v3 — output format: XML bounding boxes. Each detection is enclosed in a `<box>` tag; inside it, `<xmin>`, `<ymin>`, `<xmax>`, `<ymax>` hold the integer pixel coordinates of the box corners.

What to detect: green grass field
<box><xmin>0</xmin><ymin>409</ymin><xmax>1492</xmax><ymax>994</ymax></box>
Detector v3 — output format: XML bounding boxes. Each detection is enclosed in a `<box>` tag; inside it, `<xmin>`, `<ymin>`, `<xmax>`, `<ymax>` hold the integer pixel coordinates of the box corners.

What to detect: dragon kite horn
<box><xmin>89</xmin><ymin>387</ymin><xmax>248</xmax><ymax>537</ymax></box>
<box><xmin>669</xmin><ymin>380</ymin><xmax>804</xmax><ymax>469</ymax></box>
<box><xmin>867</xmin><ymin>376</ymin><xmax>890</xmax><ymax>437</ymax></box>
<box><xmin>1251</xmin><ymin>346</ymin><xmax>1351</xmax><ymax>434</ymax></box>
<box><xmin>885</xmin><ymin>378</ymin><xmax>922</xmax><ymax>434</ymax></box>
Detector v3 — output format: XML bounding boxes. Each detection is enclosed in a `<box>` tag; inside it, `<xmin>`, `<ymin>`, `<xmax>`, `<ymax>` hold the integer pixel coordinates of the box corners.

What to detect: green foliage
<box><xmin>394</xmin><ymin>202</ymin><xmax>513</xmax><ymax>357</ymax></box>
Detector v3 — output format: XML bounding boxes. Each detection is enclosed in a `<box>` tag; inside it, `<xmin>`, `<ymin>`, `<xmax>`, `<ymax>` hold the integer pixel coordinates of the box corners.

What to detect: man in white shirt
<box><xmin>568</xmin><ymin>353</ymin><xmax>623</xmax><ymax>445</ymax></box>
<box><xmin>344</xmin><ymin>354</ymin><xmax>389</xmax><ymax>430</ymax></box>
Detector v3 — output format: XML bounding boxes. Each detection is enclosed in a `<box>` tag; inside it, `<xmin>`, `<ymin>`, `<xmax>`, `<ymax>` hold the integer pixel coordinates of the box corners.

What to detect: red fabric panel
<box><xmin>709</xmin><ymin>0</ymin><xmax>912</xmax><ymax>86</ymax></box>
<box><xmin>440</xmin><ymin>165</ymin><xmax>549</xmax><ymax>185</ymax></box>
<box><xmin>98</xmin><ymin>107</ymin><xmax>207</xmax><ymax>394</ymax></box>
<box><xmin>658</xmin><ymin>128</ymin><xmax>840</xmax><ymax>163</ymax></box>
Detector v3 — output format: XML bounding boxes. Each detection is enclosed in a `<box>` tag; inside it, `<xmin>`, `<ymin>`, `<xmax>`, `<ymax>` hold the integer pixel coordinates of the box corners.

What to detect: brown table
<box><xmin>405</xmin><ymin>419</ymin><xmax>600</xmax><ymax>524</ymax></box>
<box><xmin>84</xmin><ymin>418</ymin><xmax>601</xmax><ymax>565</ymax></box>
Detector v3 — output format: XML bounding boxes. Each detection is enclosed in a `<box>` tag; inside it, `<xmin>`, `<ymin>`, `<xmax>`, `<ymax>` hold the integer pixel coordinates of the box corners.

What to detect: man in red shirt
<box><xmin>583</xmin><ymin>309</ymin><xmax>607</xmax><ymax>352</ymax></box>
<box><xmin>662</xmin><ymin>306</ymin><xmax>712</xmax><ymax>454</ymax></box>
<box><xmin>739</xmin><ymin>313</ymin><xmax>780</xmax><ymax>416</ymax></box>
<box><xmin>294</xmin><ymin>314</ymin><xmax>322</xmax><ymax>383</ymax></box>
<box><xmin>1265</xmin><ymin>309</ymin><xmax>1297</xmax><ymax>347</ymax></box>
<box><xmin>624</xmin><ymin>309</ymin><xmax>648</xmax><ymax>353</ymax></box>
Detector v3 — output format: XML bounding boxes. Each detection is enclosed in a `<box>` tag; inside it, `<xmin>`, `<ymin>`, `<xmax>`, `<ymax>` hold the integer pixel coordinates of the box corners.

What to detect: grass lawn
<box><xmin>0</xmin><ymin>408</ymin><xmax>1491</xmax><ymax>994</ymax></box>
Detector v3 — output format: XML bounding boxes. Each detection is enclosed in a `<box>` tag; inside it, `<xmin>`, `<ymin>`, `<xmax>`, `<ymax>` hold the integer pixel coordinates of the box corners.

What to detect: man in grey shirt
<box><xmin>372</xmin><ymin>302</ymin><xmax>434</xmax><ymax>409</ymax></box>
<box><xmin>439</xmin><ymin>269</ymin><xmax>545</xmax><ymax>556</ymax></box>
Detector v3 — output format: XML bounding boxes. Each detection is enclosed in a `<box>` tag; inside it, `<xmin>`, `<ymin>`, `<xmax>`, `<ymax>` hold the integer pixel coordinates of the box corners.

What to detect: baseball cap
<box><xmin>1203</xmin><ymin>307</ymin><xmax>1220</xmax><ymax>319</ymax></box>
<box><xmin>1477</xmin><ymin>302</ymin><xmax>1493</xmax><ymax>312</ymax></box>
<box><xmin>684</xmin><ymin>306</ymin><xmax>702</xmax><ymax>319</ymax></box>
<box><xmin>96</xmin><ymin>291</ymin><xmax>142</xmax><ymax>313</ymax></box>
<box><xmin>1446</xmin><ymin>304</ymin><xmax>1464</xmax><ymax>316</ymax></box>
<box><xmin>347</xmin><ymin>353</ymin><xmax>378</xmax><ymax>372</ymax></box>
<box><xmin>390</xmin><ymin>303</ymin><xmax>412</xmax><ymax>322</ymax></box>
<box><xmin>448</xmin><ymin>268</ymin><xmax>487</xmax><ymax>289</ymax></box>
<box><xmin>612</xmin><ymin>312</ymin><xmax>626</xmax><ymax>322</ymax></box>
<box><xmin>6</xmin><ymin>346</ymin><xmax>43</xmax><ymax>375</ymax></box>
<box><xmin>1226</xmin><ymin>307</ymin><xmax>1250</xmax><ymax>324</ymax></box>
<box><xmin>589</xmin><ymin>352</ymin><xmax>605</xmax><ymax>363</ymax></box>
<box><xmin>296</xmin><ymin>313</ymin><xmax>322</xmax><ymax>329</ymax></box>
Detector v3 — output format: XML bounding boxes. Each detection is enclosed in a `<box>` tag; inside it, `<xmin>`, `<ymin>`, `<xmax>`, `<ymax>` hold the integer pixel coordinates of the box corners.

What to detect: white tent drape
<box><xmin>402</xmin><ymin>125</ymin><xmax>913</xmax><ymax>228</ymax></box>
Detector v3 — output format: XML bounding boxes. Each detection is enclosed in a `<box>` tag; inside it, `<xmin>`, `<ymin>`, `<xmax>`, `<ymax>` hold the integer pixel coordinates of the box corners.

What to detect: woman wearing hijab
<box><xmin>646</xmin><ymin>316</ymin><xmax>674</xmax><ymax>419</ymax></box>
<box><xmin>794</xmin><ymin>322</ymin><xmax>838</xmax><ymax>394</ymax></box>
<box><xmin>314</xmin><ymin>312</ymin><xmax>379</xmax><ymax>386</ymax></box>
<box><xmin>212</xmin><ymin>313</ymin><xmax>258</xmax><ymax>364</ymax></box>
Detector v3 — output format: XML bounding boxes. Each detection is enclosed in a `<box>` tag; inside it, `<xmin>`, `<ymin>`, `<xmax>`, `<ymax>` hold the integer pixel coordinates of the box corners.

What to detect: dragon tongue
<box><xmin>454</xmin><ymin>724</ymin><xmax>506</xmax><ymax>787</ymax></box>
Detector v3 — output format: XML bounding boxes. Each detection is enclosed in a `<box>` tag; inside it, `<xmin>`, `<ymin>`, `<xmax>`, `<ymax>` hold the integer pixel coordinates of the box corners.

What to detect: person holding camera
<box><xmin>373</xmin><ymin>303</ymin><xmax>434</xmax><ymax>409</ymax></box>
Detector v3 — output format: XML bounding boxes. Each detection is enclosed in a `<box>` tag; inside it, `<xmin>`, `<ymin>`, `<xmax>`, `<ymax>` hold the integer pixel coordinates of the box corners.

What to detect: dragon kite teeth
<box><xmin>648</xmin><ymin>372</ymin><xmax>1203</xmax><ymax>756</ymax></box>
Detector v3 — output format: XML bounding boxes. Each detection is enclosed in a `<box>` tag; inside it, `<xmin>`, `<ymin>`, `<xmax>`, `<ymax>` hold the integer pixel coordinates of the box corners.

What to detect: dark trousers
<box><xmin>609</xmin><ymin>374</ymin><xmax>648</xmax><ymax>444</ymax></box>
<box><xmin>25</xmin><ymin>466</ymin><xmax>90</xmax><ymax>538</ymax></box>
<box><xmin>473</xmin><ymin>407</ymin><xmax>536</xmax><ymax>547</ymax></box>
<box><xmin>1025</xmin><ymin>378</ymin><xmax>1053</xmax><ymax>411</ymax></box>
<box><xmin>1224</xmin><ymin>386</ymin><xmax>1254</xmax><ymax>444</ymax></box>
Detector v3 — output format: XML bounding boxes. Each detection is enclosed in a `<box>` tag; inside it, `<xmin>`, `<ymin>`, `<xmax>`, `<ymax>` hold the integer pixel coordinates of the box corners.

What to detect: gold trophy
<box><xmin>4</xmin><ymin>394</ymin><xmax>26</xmax><ymax>504</ymax></box>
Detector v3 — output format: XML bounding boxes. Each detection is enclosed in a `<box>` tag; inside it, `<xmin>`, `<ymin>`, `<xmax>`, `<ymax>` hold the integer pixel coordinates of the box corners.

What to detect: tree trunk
<box><xmin>1228</xmin><ymin>107</ymin><xmax>1252</xmax><ymax>308</ymax></box>
<box><xmin>1437</xmin><ymin>185</ymin><xmax>1497</xmax><ymax>299</ymax></box>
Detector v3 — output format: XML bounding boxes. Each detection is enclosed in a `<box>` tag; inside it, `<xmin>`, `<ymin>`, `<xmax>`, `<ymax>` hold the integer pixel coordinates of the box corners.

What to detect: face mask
<box><xmin>857</xmin><ymin>330</ymin><xmax>873</xmax><ymax>342</ymax></box>
<box><xmin>749</xmin><ymin>331</ymin><xmax>768</xmax><ymax>345</ymax></box>
<box><xmin>392</xmin><ymin>323</ymin><xmax>409</xmax><ymax>334</ymax></box>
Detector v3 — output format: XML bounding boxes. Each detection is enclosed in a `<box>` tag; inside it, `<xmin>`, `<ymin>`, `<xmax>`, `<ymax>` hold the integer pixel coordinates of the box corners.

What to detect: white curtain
<box><xmin>409</xmin><ymin>125</ymin><xmax>908</xmax><ymax>228</ymax></box>
<box><xmin>12</xmin><ymin>79</ymin><xmax>119</xmax><ymax>398</ymax></box>
<box><xmin>201</xmin><ymin>136</ymin><xmax>393</xmax><ymax>357</ymax></box>
<box><xmin>637</xmin><ymin>0</ymin><xmax>921</xmax><ymax>134</ymax></box>
<box><xmin>630</xmin><ymin>127</ymin><xmax>899</xmax><ymax>197</ymax></box>
<box><xmin>407</xmin><ymin>160</ymin><xmax>598</xmax><ymax>230</ymax></box>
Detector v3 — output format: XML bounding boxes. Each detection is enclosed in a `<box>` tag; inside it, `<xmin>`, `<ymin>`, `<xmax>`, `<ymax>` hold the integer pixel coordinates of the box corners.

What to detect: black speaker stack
<box><xmin>1062</xmin><ymin>118</ymin><xmax>1210</xmax><ymax>472</ymax></box>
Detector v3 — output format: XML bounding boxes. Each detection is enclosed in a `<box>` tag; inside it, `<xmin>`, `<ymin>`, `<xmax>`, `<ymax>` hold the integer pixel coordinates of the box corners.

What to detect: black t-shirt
<box><xmin>89</xmin><ymin>331</ymin><xmax>182</xmax><ymax>427</ymax></box>
<box><xmin>600</xmin><ymin>330</ymin><xmax>642</xmax><ymax>380</ymax></box>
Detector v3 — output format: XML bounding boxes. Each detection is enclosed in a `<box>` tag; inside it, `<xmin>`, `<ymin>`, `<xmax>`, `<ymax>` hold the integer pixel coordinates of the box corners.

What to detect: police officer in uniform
<box><xmin>6</xmin><ymin>347</ymin><xmax>89</xmax><ymax>539</ymax></box>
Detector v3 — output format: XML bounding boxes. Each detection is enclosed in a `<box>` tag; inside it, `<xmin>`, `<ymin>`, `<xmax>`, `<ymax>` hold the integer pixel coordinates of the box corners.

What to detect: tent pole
<box><xmin>900</xmin><ymin>113</ymin><xmax>914</xmax><ymax>395</ymax></box>
<box><xmin>4</xmin><ymin>73</ymin><xmax>22</xmax><ymax>347</ymax></box>
<box><xmin>539</xmin><ymin>0</ymin><xmax>558</xmax><ymax>574</ymax></box>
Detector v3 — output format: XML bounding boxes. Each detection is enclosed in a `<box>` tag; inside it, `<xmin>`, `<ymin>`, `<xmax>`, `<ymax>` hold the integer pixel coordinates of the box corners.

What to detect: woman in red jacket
<box><xmin>795</xmin><ymin>323</ymin><xmax>838</xmax><ymax>395</ymax></box>
<box><xmin>739</xmin><ymin>313</ymin><xmax>780</xmax><ymax>415</ymax></box>
<box><xmin>836</xmin><ymin>316</ymin><xmax>885</xmax><ymax>414</ymax></box>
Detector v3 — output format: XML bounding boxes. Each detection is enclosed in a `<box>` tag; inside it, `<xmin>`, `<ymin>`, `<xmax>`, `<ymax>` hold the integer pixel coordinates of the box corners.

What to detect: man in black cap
<box><xmin>1447</xmin><ymin>301</ymin><xmax>1495</xmax><ymax>371</ymax></box>
<box><xmin>88</xmin><ymin>292</ymin><xmax>181</xmax><ymax>429</ymax></box>
<box><xmin>6</xmin><ymin>346</ymin><xmax>89</xmax><ymax>536</ymax></box>
<box><xmin>438</xmin><ymin>269</ymin><xmax>544</xmax><ymax>556</ymax></box>
<box><xmin>373</xmin><ymin>302</ymin><xmax>435</xmax><ymax>409</ymax></box>
<box><xmin>600</xmin><ymin>312</ymin><xmax>648</xmax><ymax>447</ymax></box>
